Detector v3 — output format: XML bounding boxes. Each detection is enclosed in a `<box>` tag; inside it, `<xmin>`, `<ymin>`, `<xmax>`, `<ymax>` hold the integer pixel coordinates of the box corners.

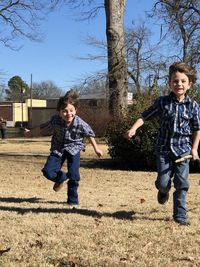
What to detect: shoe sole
<box><xmin>174</xmin><ymin>219</ymin><xmax>190</xmax><ymax>226</ymax></box>
<box><xmin>157</xmin><ymin>192</ymin><xmax>169</xmax><ymax>204</ymax></box>
<box><xmin>53</xmin><ymin>182</ymin><xmax>64</xmax><ymax>192</ymax></box>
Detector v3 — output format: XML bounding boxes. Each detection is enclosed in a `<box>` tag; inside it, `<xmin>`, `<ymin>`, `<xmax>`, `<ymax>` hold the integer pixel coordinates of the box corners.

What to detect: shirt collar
<box><xmin>169</xmin><ymin>92</ymin><xmax>191</xmax><ymax>104</ymax></box>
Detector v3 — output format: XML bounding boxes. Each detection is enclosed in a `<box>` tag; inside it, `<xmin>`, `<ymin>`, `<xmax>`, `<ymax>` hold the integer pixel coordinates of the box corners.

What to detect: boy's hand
<box><xmin>95</xmin><ymin>149</ymin><xmax>103</xmax><ymax>158</ymax></box>
<box><xmin>124</xmin><ymin>129</ymin><xmax>136</xmax><ymax>140</ymax></box>
<box><xmin>191</xmin><ymin>148</ymin><xmax>199</xmax><ymax>161</ymax></box>
<box><xmin>24</xmin><ymin>128</ymin><xmax>30</xmax><ymax>137</ymax></box>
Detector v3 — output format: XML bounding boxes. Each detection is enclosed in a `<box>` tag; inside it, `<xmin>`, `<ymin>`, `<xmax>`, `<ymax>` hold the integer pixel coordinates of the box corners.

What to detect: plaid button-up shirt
<box><xmin>40</xmin><ymin>114</ymin><xmax>95</xmax><ymax>156</ymax></box>
<box><xmin>141</xmin><ymin>92</ymin><xmax>200</xmax><ymax>157</ymax></box>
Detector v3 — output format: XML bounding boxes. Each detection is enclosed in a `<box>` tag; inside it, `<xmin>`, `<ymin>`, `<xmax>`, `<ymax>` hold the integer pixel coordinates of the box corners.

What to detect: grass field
<box><xmin>0</xmin><ymin>138</ymin><xmax>200</xmax><ymax>267</ymax></box>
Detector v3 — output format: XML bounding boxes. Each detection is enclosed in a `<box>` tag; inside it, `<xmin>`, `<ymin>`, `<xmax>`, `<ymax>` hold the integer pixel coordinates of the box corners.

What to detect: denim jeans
<box><xmin>155</xmin><ymin>151</ymin><xmax>190</xmax><ymax>222</ymax></box>
<box><xmin>42</xmin><ymin>151</ymin><xmax>80</xmax><ymax>205</ymax></box>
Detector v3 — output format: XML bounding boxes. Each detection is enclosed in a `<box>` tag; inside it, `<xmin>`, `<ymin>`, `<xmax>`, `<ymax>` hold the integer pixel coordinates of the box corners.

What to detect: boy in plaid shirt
<box><xmin>25</xmin><ymin>90</ymin><xmax>103</xmax><ymax>206</ymax></box>
<box><xmin>125</xmin><ymin>62</ymin><xmax>200</xmax><ymax>225</ymax></box>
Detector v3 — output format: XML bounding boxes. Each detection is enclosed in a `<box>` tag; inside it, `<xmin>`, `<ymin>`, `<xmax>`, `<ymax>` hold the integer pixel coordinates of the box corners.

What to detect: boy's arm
<box><xmin>88</xmin><ymin>136</ymin><xmax>103</xmax><ymax>158</ymax></box>
<box><xmin>24</xmin><ymin>127</ymin><xmax>42</xmax><ymax>138</ymax></box>
<box><xmin>191</xmin><ymin>130</ymin><xmax>200</xmax><ymax>160</ymax></box>
<box><xmin>124</xmin><ymin>117</ymin><xmax>144</xmax><ymax>140</ymax></box>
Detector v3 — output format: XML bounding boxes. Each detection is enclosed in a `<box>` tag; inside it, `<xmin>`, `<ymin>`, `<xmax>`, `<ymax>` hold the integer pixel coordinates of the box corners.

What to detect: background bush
<box><xmin>78</xmin><ymin>103</ymin><xmax>111</xmax><ymax>137</ymax></box>
<box><xmin>106</xmin><ymin>92</ymin><xmax>159</xmax><ymax>170</ymax></box>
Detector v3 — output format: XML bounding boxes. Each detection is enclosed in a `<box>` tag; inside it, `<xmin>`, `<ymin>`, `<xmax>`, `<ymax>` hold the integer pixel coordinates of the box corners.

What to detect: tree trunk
<box><xmin>104</xmin><ymin>0</ymin><xmax>128</xmax><ymax>119</ymax></box>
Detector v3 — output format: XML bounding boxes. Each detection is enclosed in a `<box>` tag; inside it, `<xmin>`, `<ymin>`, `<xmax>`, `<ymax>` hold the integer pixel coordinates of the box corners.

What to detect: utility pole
<box><xmin>20</xmin><ymin>82</ymin><xmax>24</xmax><ymax>128</ymax></box>
<box><xmin>30</xmin><ymin>74</ymin><xmax>33</xmax><ymax>128</ymax></box>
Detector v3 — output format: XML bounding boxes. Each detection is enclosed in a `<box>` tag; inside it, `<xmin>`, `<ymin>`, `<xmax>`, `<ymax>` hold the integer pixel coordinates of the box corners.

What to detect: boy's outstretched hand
<box><xmin>95</xmin><ymin>148</ymin><xmax>103</xmax><ymax>158</ymax></box>
<box><xmin>24</xmin><ymin>128</ymin><xmax>31</xmax><ymax>137</ymax></box>
<box><xmin>124</xmin><ymin>129</ymin><xmax>136</xmax><ymax>140</ymax></box>
<box><xmin>124</xmin><ymin>118</ymin><xmax>145</xmax><ymax>140</ymax></box>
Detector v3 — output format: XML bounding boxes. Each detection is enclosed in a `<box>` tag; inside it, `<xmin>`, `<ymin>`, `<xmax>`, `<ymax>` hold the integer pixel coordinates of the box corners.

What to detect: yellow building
<box><xmin>0</xmin><ymin>99</ymin><xmax>47</xmax><ymax>127</ymax></box>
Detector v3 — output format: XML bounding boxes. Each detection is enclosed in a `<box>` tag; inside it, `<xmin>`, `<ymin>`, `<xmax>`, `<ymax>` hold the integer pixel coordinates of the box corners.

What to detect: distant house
<box><xmin>0</xmin><ymin>91</ymin><xmax>132</xmax><ymax>129</ymax></box>
<box><xmin>79</xmin><ymin>91</ymin><xmax>107</xmax><ymax>108</ymax></box>
<box><xmin>0</xmin><ymin>99</ymin><xmax>46</xmax><ymax>127</ymax></box>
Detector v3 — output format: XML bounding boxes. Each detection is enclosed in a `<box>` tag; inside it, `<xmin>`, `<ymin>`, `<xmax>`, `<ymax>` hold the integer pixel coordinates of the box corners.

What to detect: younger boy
<box><xmin>125</xmin><ymin>62</ymin><xmax>200</xmax><ymax>225</ymax></box>
<box><xmin>24</xmin><ymin>90</ymin><xmax>103</xmax><ymax>206</ymax></box>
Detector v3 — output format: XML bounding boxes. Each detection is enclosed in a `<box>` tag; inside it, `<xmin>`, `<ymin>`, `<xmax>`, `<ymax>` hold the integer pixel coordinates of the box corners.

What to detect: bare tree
<box><xmin>104</xmin><ymin>0</ymin><xmax>128</xmax><ymax>118</ymax></box>
<box><xmin>1</xmin><ymin>0</ymin><xmax>128</xmax><ymax>117</ymax></box>
<box><xmin>151</xmin><ymin>0</ymin><xmax>200</xmax><ymax>66</ymax></box>
<box><xmin>125</xmin><ymin>22</ymin><xmax>154</xmax><ymax>93</ymax></box>
<box><xmin>32</xmin><ymin>81</ymin><xmax>64</xmax><ymax>99</ymax></box>
<box><xmin>0</xmin><ymin>84</ymin><xmax>5</xmax><ymax>101</ymax></box>
<box><xmin>57</xmin><ymin>0</ymin><xmax>128</xmax><ymax>118</ymax></box>
<box><xmin>0</xmin><ymin>0</ymin><xmax>58</xmax><ymax>49</ymax></box>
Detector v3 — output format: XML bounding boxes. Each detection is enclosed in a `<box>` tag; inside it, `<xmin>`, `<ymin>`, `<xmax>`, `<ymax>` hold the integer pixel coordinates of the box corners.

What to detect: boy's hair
<box><xmin>56</xmin><ymin>90</ymin><xmax>79</xmax><ymax>111</ymax></box>
<box><xmin>169</xmin><ymin>62</ymin><xmax>197</xmax><ymax>84</ymax></box>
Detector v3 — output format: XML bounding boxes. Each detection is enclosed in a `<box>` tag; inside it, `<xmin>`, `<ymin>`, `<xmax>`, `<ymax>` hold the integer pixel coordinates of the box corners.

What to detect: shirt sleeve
<box><xmin>191</xmin><ymin>102</ymin><xmax>200</xmax><ymax>131</ymax></box>
<box><xmin>81</xmin><ymin>120</ymin><xmax>95</xmax><ymax>138</ymax></box>
<box><xmin>141</xmin><ymin>97</ymin><xmax>161</xmax><ymax>121</ymax></box>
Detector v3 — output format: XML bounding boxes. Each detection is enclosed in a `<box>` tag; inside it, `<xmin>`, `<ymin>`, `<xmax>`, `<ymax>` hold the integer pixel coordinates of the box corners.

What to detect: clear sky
<box><xmin>1</xmin><ymin>0</ymin><xmax>156</xmax><ymax>92</ymax></box>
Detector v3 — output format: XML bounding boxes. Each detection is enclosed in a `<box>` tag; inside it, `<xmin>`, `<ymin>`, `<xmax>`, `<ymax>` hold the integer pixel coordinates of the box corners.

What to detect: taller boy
<box><xmin>125</xmin><ymin>62</ymin><xmax>200</xmax><ymax>225</ymax></box>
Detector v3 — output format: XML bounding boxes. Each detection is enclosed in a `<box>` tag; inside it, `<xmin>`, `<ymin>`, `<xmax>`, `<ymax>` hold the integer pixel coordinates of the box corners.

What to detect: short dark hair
<box><xmin>169</xmin><ymin>62</ymin><xmax>197</xmax><ymax>83</ymax></box>
<box><xmin>56</xmin><ymin>90</ymin><xmax>79</xmax><ymax>111</ymax></box>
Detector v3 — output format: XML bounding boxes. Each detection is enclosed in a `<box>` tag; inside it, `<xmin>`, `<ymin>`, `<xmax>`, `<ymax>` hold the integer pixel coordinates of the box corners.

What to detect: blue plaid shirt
<box><xmin>141</xmin><ymin>92</ymin><xmax>200</xmax><ymax>157</ymax></box>
<box><xmin>40</xmin><ymin>114</ymin><xmax>95</xmax><ymax>156</ymax></box>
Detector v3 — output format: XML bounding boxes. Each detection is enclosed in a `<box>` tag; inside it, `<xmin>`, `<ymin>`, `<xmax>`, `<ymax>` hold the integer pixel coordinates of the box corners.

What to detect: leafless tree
<box><xmin>0</xmin><ymin>0</ymin><xmax>58</xmax><ymax>49</ymax></box>
<box><xmin>0</xmin><ymin>83</ymin><xmax>5</xmax><ymax>101</ymax></box>
<box><xmin>32</xmin><ymin>80</ymin><xmax>64</xmax><ymax>99</ymax></box>
<box><xmin>125</xmin><ymin>21</ymin><xmax>170</xmax><ymax>94</ymax></box>
<box><xmin>1</xmin><ymin>0</ymin><xmax>129</xmax><ymax>118</ymax></box>
<box><xmin>57</xmin><ymin>0</ymin><xmax>128</xmax><ymax>118</ymax></box>
<box><xmin>125</xmin><ymin>22</ymin><xmax>154</xmax><ymax>93</ymax></box>
<box><xmin>151</xmin><ymin>0</ymin><xmax>200</xmax><ymax>66</ymax></box>
<box><xmin>104</xmin><ymin>0</ymin><xmax>128</xmax><ymax>118</ymax></box>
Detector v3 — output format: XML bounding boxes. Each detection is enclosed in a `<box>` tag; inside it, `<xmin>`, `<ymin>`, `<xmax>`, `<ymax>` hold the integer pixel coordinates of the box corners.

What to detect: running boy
<box><xmin>24</xmin><ymin>90</ymin><xmax>103</xmax><ymax>206</ymax></box>
<box><xmin>125</xmin><ymin>62</ymin><xmax>200</xmax><ymax>225</ymax></box>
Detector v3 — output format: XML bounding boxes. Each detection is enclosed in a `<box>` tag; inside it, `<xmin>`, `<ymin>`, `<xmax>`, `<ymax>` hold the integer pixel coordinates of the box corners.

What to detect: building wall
<box><xmin>13</xmin><ymin>103</ymin><xmax>28</xmax><ymax>124</ymax></box>
<box><xmin>26</xmin><ymin>99</ymin><xmax>47</xmax><ymax>107</ymax></box>
<box><xmin>0</xmin><ymin>99</ymin><xmax>47</xmax><ymax>127</ymax></box>
<box><xmin>31</xmin><ymin>107</ymin><xmax>56</xmax><ymax>127</ymax></box>
<box><xmin>0</xmin><ymin>104</ymin><xmax>13</xmax><ymax>127</ymax></box>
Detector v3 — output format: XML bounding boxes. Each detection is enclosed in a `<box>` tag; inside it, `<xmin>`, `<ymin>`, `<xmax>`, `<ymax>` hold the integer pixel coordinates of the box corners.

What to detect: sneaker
<box><xmin>157</xmin><ymin>191</ymin><xmax>169</xmax><ymax>204</ymax></box>
<box><xmin>174</xmin><ymin>219</ymin><xmax>190</xmax><ymax>226</ymax></box>
<box><xmin>53</xmin><ymin>182</ymin><xmax>64</xmax><ymax>192</ymax></box>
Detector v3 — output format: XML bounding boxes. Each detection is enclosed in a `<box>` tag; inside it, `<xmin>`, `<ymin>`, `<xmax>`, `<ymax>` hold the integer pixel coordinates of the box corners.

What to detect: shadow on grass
<box><xmin>81</xmin><ymin>158</ymin><xmax>125</xmax><ymax>170</ymax></box>
<box><xmin>0</xmin><ymin>154</ymin><xmax>136</xmax><ymax>170</ymax></box>
<box><xmin>1</xmin><ymin>152</ymin><xmax>200</xmax><ymax>172</ymax></box>
<box><xmin>0</xmin><ymin>197</ymin><xmax>42</xmax><ymax>203</ymax></box>
<box><xmin>0</xmin><ymin>196</ymin><xmax>170</xmax><ymax>222</ymax></box>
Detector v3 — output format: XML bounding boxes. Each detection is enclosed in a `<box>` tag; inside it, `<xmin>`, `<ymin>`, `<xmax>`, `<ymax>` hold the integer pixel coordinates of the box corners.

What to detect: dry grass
<box><xmin>0</xmin><ymin>138</ymin><xmax>200</xmax><ymax>267</ymax></box>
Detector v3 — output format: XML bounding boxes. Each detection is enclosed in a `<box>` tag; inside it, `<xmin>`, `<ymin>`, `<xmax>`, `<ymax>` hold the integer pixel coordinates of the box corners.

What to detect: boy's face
<box><xmin>59</xmin><ymin>103</ymin><xmax>76</xmax><ymax>125</ymax></box>
<box><xmin>169</xmin><ymin>71</ymin><xmax>192</xmax><ymax>100</ymax></box>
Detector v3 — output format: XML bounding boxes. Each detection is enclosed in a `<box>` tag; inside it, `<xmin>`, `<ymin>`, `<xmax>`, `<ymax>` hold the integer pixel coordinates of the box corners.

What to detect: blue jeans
<box><xmin>155</xmin><ymin>151</ymin><xmax>190</xmax><ymax>222</ymax></box>
<box><xmin>42</xmin><ymin>151</ymin><xmax>80</xmax><ymax>205</ymax></box>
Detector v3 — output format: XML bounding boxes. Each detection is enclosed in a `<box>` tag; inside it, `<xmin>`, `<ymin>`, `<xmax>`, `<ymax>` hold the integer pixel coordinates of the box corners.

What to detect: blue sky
<box><xmin>1</xmin><ymin>0</ymin><xmax>156</xmax><ymax>91</ymax></box>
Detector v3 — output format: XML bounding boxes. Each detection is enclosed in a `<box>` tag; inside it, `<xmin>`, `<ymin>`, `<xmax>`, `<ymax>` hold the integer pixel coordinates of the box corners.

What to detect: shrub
<box><xmin>78</xmin><ymin>104</ymin><xmax>111</xmax><ymax>137</ymax></box>
<box><xmin>106</xmin><ymin>92</ymin><xmax>159</xmax><ymax>170</ymax></box>
<box><xmin>106</xmin><ymin>117</ymin><xmax>159</xmax><ymax>170</ymax></box>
